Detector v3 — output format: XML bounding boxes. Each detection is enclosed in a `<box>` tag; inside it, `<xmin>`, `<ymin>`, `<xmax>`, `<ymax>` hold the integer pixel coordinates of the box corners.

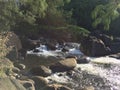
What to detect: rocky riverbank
<box><xmin>0</xmin><ymin>32</ymin><xmax>120</xmax><ymax>90</ymax></box>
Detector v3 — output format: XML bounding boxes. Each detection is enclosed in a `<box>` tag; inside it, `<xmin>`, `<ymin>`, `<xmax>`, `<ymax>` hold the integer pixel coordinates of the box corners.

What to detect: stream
<box><xmin>27</xmin><ymin>42</ymin><xmax>120</xmax><ymax>90</ymax></box>
<box><xmin>72</xmin><ymin>57</ymin><xmax>120</xmax><ymax>90</ymax></box>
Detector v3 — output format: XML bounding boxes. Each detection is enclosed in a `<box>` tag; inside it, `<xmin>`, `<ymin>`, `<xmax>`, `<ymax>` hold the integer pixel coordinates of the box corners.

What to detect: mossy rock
<box><xmin>0</xmin><ymin>77</ymin><xmax>26</xmax><ymax>90</ymax></box>
<box><xmin>0</xmin><ymin>58</ymin><xmax>13</xmax><ymax>77</ymax></box>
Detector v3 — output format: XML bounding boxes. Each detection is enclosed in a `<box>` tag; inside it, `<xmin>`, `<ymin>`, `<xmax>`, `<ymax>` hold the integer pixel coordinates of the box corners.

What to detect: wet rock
<box><xmin>29</xmin><ymin>65</ymin><xmax>52</xmax><ymax>77</ymax></box>
<box><xmin>91</xmin><ymin>38</ymin><xmax>111</xmax><ymax>56</ymax></box>
<box><xmin>12</xmin><ymin>67</ymin><xmax>21</xmax><ymax>74</ymax></box>
<box><xmin>109</xmin><ymin>53</ymin><xmax>120</xmax><ymax>59</ymax></box>
<box><xmin>30</xmin><ymin>76</ymin><xmax>48</xmax><ymax>90</ymax></box>
<box><xmin>45</xmin><ymin>42</ymin><xmax>57</xmax><ymax>50</ymax></box>
<box><xmin>14</xmin><ymin>63</ymin><xmax>26</xmax><ymax>70</ymax></box>
<box><xmin>81</xmin><ymin>36</ymin><xmax>111</xmax><ymax>56</ymax></box>
<box><xmin>21</xmin><ymin>38</ymin><xmax>40</xmax><ymax>50</ymax></box>
<box><xmin>62</xmin><ymin>47</ymin><xmax>69</xmax><ymax>52</ymax></box>
<box><xmin>19</xmin><ymin>80</ymin><xmax>35</xmax><ymax>90</ymax></box>
<box><xmin>50</xmin><ymin>58</ymin><xmax>77</xmax><ymax>72</ymax></box>
<box><xmin>42</xmin><ymin>84</ymin><xmax>72</xmax><ymax>90</ymax></box>
<box><xmin>77</xmin><ymin>56</ymin><xmax>91</xmax><ymax>64</ymax></box>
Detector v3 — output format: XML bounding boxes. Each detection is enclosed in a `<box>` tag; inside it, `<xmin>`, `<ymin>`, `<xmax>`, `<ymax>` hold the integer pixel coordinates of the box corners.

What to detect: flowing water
<box><xmin>27</xmin><ymin>43</ymin><xmax>120</xmax><ymax>90</ymax></box>
<box><xmin>69</xmin><ymin>57</ymin><xmax>120</xmax><ymax>90</ymax></box>
<box><xmin>46</xmin><ymin>57</ymin><xmax>120</xmax><ymax>90</ymax></box>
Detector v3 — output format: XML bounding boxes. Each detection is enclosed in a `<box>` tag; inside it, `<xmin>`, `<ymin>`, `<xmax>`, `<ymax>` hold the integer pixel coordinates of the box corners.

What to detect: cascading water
<box><xmin>70</xmin><ymin>57</ymin><xmax>120</xmax><ymax>90</ymax></box>
<box><xmin>27</xmin><ymin>42</ymin><xmax>120</xmax><ymax>90</ymax></box>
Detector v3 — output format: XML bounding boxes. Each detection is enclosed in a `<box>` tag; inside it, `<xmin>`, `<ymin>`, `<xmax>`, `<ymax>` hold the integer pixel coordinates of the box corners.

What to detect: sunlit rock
<box><xmin>50</xmin><ymin>58</ymin><xmax>77</xmax><ymax>72</ymax></box>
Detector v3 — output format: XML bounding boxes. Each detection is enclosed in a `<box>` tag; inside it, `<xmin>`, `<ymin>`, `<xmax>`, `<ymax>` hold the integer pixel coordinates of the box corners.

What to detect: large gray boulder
<box><xmin>23</xmin><ymin>54</ymin><xmax>63</xmax><ymax>68</ymax></box>
<box><xmin>21</xmin><ymin>38</ymin><xmax>40</xmax><ymax>50</ymax></box>
<box><xmin>50</xmin><ymin>58</ymin><xmax>77</xmax><ymax>72</ymax></box>
<box><xmin>91</xmin><ymin>38</ymin><xmax>111</xmax><ymax>56</ymax></box>
<box><xmin>81</xmin><ymin>36</ymin><xmax>111</xmax><ymax>57</ymax></box>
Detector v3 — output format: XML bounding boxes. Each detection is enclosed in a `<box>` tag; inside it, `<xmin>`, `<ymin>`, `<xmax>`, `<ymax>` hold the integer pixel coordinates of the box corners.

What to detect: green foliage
<box><xmin>20</xmin><ymin>0</ymin><xmax>48</xmax><ymax>18</ymax></box>
<box><xmin>0</xmin><ymin>0</ymin><xmax>48</xmax><ymax>32</ymax></box>
<box><xmin>64</xmin><ymin>0</ymin><xmax>106</xmax><ymax>30</ymax></box>
<box><xmin>0</xmin><ymin>0</ymin><xmax>106</xmax><ymax>38</ymax></box>
<box><xmin>92</xmin><ymin>0</ymin><xmax>120</xmax><ymax>30</ymax></box>
<box><xmin>0</xmin><ymin>0</ymin><xmax>20</xmax><ymax>31</ymax></box>
<box><xmin>67</xmin><ymin>25</ymin><xmax>90</xmax><ymax>36</ymax></box>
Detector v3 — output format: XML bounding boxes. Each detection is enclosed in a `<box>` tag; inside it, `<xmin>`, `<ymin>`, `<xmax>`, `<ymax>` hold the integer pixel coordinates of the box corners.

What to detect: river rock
<box><xmin>14</xmin><ymin>63</ymin><xmax>26</xmax><ymax>70</ymax></box>
<box><xmin>12</xmin><ymin>67</ymin><xmax>21</xmax><ymax>74</ymax></box>
<box><xmin>42</xmin><ymin>84</ymin><xmax>72</xmax><ymax>90</ymax></box>
<box><xmin>50</xmin><ymin>58</ymin><xmax>77</xmax><ymax>72</ymax></box>
<box><xmin>77</xmin><ymin>56</ymin><xmax>91</xmax><ymax>64</ymax></box>
<box><xmin>91</xmin><ymin>38</ymin><xmax>111</xmax><ymax>56</ymax></box>
<box><xmin>81</xmin><ymin>36</ymin><xmax>111</xmax><ymax>57</ymax></box>
<box><xmin>62</xmin><ymin>47</ymin><xmax>69</xmax><ymax>52</ymax></box>
<box><xmin>0</xmin><ymin>77</ymin><xmax>26</xmax><ymax>90</ymax></box>
<box><xmin>21</xmin><ymin>38</ymin><xmax>40</xmax><ymax>50</ymax></box>
<box><xmin>23</xmin><ymin>54</ymin><xmax>63</xmax><ymax>68</ymax></box>
<box><xmin>30</xmin><ymin>76</ymin><xmax>48</xmax><ymax>90</ymax></box>
<box><xmin>19</xmin><ymin>80</ymin><xmax>35</xmax><ymax>90</ymax></box>
<box><xmin>29</xmin><ymin>65</ymin><xmax>52</xmax><ymax>77</ymax></box>
<box><xmin>109</xmin><ymin>53</ymin><xmax>120</xmax><ymax>59</ymax></box>
<box><xmin>45</xmin><ymin>42</ymin><xmax>57</xmax><ymax>50</ymax></box>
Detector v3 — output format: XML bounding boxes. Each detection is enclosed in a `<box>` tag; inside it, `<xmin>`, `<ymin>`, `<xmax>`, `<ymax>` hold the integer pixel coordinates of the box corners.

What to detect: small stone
<box><xmin>14</xmin><ymin>63</ymin><xmax>26</xmax><ymax>70</ymax></box>
<box><xmin>12</xmin><ymin>67</ymin><xmax>21</xmax><ymax>73</ymax></box>
<box><xmin>77</xmin><ymin>56</ymin><xmax>90</xmax><ymax>64</ymax></box>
